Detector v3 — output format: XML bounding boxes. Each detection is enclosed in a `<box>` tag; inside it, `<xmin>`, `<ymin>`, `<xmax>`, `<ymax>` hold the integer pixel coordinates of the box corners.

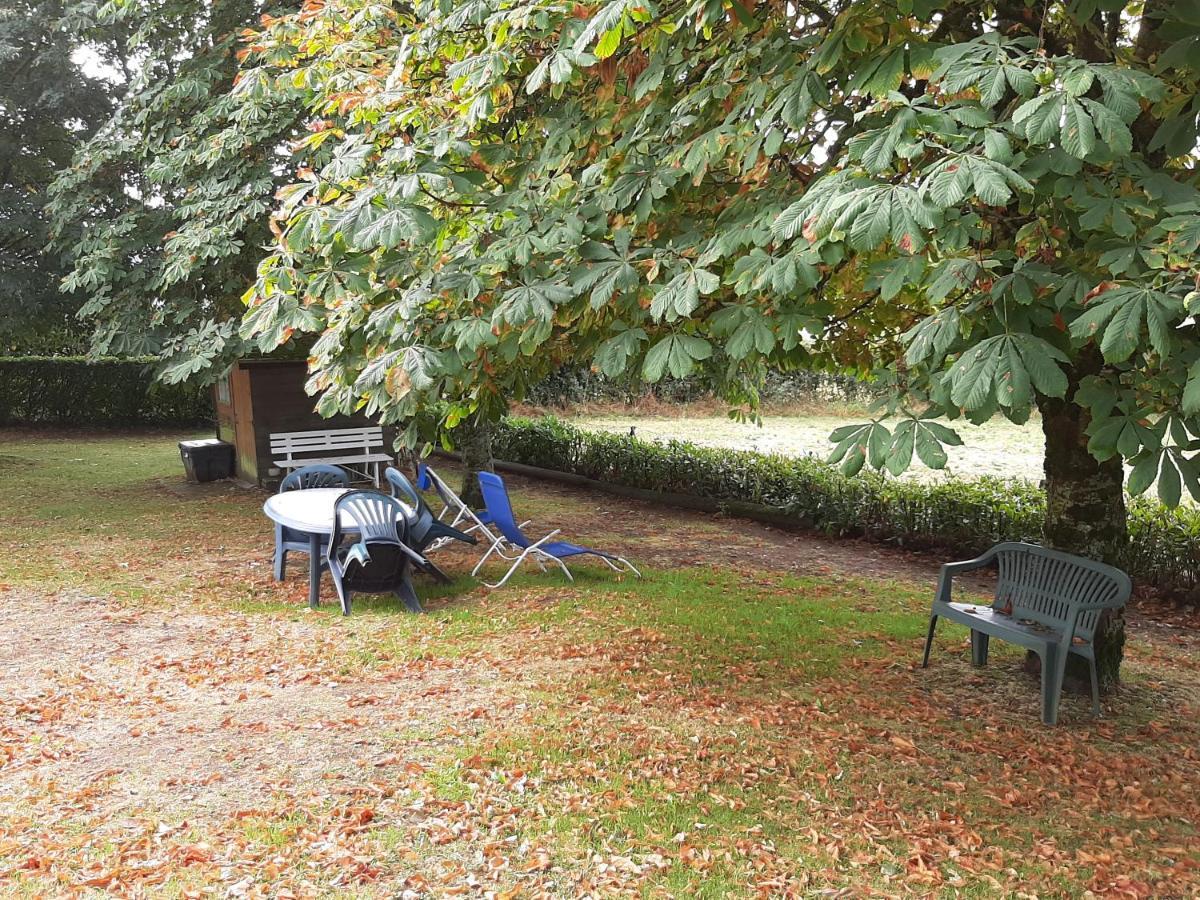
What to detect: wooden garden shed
<box><xmin>214</xmin><ymin>359</ymin><xmax>388</xmax><ymax>486</ymax></box>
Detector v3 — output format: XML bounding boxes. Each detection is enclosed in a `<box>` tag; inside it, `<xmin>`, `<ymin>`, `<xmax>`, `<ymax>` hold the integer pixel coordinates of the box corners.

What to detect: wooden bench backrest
<box><xmin>993</xmin><ymin>544</ymin><xmax>1128</xmax><ymax>642</ymax></box>
<box><xmin>270</xmin><ymin>427</ymin><xmax>384</xmax><ymax>459</ymax></box>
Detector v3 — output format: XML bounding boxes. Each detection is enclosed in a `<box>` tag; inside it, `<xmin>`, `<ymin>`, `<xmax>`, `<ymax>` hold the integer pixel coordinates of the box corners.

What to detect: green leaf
<box><xmin>948</xmin><ymin>337</ymin><xmax>1002</xmax><ymax>410</ymax></box>
<box><xmin>676</xmin><ymin>333</ymin><xmax>713</xmax><ymax>363</ymax></box>
<box><xmin>1083</xmin><ymin>99</ymin><xmax>1132</xmax><ymax>156</ymax></box>
<box><xmin>996</xmin><ymin>337</ymin><xmax>1031</xmax><ymax>407</ymax></box>
<box><xmin>633</xmin><ymin>56</ymin><xmax>665</xmax><ymax>99</ymax></box>
<box><xmin>497</xmin><ymin>280</ymin><xmax>572</xmax><ymax>326</ymax></box>
<box><xmin>828</xmin><ymin>421</ymin><xmax>891</xmax><ymax>476</ymax></box>
<box><xmin>641</xmin><ymin>337</ymin><xmax>672</xmax><ymax>382</ymax></box>
<box><xmin>726</xmin><ymin>316</ymin><xmax>775</xmax><ymax>359</ymax></box>
<box><xmin>859</xmin><ymin>47</ymin><xmax>906</xmax><ymax>98</ymax></box>
<box><xmin>1087</xmin><ymin>415</ymin><xmax>1128</xmax><ymax>461</ymax></box>
<box><xmin>946</xmin><ymin>333</ymin><xmax>1063</xmax><ymax>411</ymax></box>
<box><xmin>920</xmin><ymin>419</ymin><xmax>964</xmax><ymax>445</ymax></box>
<box><xmin>595</xmin><ymin>26</ymin><xmax>622</xmax><ymax>59</ymax></box>
<box><xmin>926</xmin><ymin>258</ymin><xmax>979</xmax><ymax>301</ymax></box>
<box><xmin>982</xmin><ymin>129</ymin><xmax>1012</xmax><ymax>164</ymax></box>
<box><xmin>650</xmin><ymin>272</ymin><xmax>699</xmax><ymax>322</ymax></box>
<box><xmin>971</xmin><ymin>159</ymin><xmax>1012</xmax><ymax>206</ymax></box>
<box><xmin>594</xmin><ymin>327</ymin><xmax>646</xmax><ymax>377</ymax></box>
<box><xmin>867</xmin><ymin>421</ymin><xmax>892</xmax><ymax>469</ymax></box>
<box><xmin>1158</xmin><ymin>452</ymin><xmax>1182</xmax><ymax>507</ymax></box>
<box><xmin>1184</xmin><ymin>360</ymin><xmax>1200</xmax><ymax>414</ymax></box>
<box><xmin>850</xmin><ymin>195</ymin><xmax>892</xmax><ymax>249</ymax></box>
<box><xmin>1075</xmin><ymin>375</ymin><xmax>1119</xmax><ymax>418</ymax></box>
<box><xmin>772</xmin><ymin>202</ymin><xmax>809</xmax><ymax>241</ymax></box>
<box><xmin>1126</xmin><ymin>451</ymin><xmax>1158</xmax><ymax>496</ymax></box>
<box><xmin>859</xmin><ymin>121</ymin><xmax>902</xmax><ymax>173</ymax></box>
<box><xmin>903</xmin><ymin>307</ymin><xmax>962</xmax><ymax>366</ymax></box>
<box><xmin>1014</xmin><ymin>334</ymin><xmax>1068</xmax><ymax>398</ymax></box>
<box><xmin>1070</xmin><ymin>286</ymin><xmax>1181</xmax><ymax>363</ymax></box>
<box><xmin>1159</xmin><ymin>34</ymin><xmax>1200</xmax><ymax>70</ymax></box>
<box><xmin>1013</xmin><ymin>93</ymin><xmax>1062</xmax><ymax>145</ymax></box>
<box><xmin>526</xmin><ymin>55</ymin><xmax>553</xmax><ymax>94</ymax></box>
<box><xmin>886</xmin><ymin>420</ymin><xmax>915</xmax><ymax>475</ymax></box>
<box><xmin>925</xmin><ymin>159</ymin><xmax>970</xmax><ymax>207</ymax></box>
<box><xmin>351</xmin><ymin>204</ymin><xmax>436</xmax><ymax>248</ymax></box>
<box><xmin>1180</xmin><ymin>454</ymin><xmax>1200</xmax><ymax>504</ymax></box>
<box><xmin>642</xmin><ymin>333</ymin><xmax>713</xmax><ymax>381</ymax></box>
<box><xmin>1061</xmin><ymin>63</ymin><xmax>1095</xmax><ymax>98</ymax></box>
<box><xmin>914</xmin><ymin>421</ymin><xmax>950</xmax><ymax>468</ymax></box>
<box><xmin>650</xmin><ymin>267</ymin><xmax>718</xmax><ymax>321</ymax></box>
<box><xmin>1100</xmin><ymin>304</ymin><xmax>1147</xmax><ymax>363</ymax></box>
<box><xmin>876</xmin><ymin>256</ymin><xmax>924</xmax><ymax>302</ymax></box>
<box><xmin>1062</xmin><ymin>100</ymin><xmax>1097</xmax><ymax>158</ymax></box>
<box><xmin>575</xmin><ymin>0</ymin><xmax>630</xmax><ymax>54</ymax></box>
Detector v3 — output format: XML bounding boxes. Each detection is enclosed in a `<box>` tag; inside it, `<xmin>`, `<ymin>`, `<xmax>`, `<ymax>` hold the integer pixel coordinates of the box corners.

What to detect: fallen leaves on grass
<box><xmin>1</xmin><ymin>435</ymin><xmax>1199</xmax><ymax>896</ymax></box>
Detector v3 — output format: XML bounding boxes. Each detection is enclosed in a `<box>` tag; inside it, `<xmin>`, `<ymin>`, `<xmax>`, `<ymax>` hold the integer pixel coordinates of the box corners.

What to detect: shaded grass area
<box><xmin>1</xmin><ymin>430</ymin><xmax>1198</xmax><ymax>896</ymax></box>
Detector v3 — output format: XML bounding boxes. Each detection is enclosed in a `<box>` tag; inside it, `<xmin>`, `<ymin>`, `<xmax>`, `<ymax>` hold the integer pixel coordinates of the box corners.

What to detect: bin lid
<box><xmin>179</xmin><ymin>438</ymin><xmax>231</xmax><ymax>450</ymax></box>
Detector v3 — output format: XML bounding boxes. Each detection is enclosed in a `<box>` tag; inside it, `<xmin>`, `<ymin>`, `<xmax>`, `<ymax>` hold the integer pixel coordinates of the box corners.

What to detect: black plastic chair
<box><xmin>273</xmin><ymin>464</ymin><xmax>350</xmax><ymax>581</ymax></box>
<box><xmin>385</xmin><ymin>466</ymin><xmax>478</xmax><ymax>560</ymax></box>
<box><xmin>327</xmin><ymin>490</ymin><xmax>426</xmax><ymax>615</ymax></box>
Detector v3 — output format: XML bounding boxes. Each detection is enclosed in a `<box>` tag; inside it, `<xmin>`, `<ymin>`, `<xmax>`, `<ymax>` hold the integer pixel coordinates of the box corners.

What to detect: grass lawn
<box><xmin>1</xmin><ymin>429</ymin><xmax>1198</xmax><ymax>897</ymax></box>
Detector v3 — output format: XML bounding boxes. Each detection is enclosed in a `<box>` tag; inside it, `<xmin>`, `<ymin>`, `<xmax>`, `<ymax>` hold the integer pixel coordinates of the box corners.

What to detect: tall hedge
<box><xmin>494</xmin><ymin>416</ymin><xmax>1200</xmax><ymax>598</ymax></box>
<box><xmin>0</xmin><ymin>357</ymin><xmax>212</xmax><ymax>427</ymax></box>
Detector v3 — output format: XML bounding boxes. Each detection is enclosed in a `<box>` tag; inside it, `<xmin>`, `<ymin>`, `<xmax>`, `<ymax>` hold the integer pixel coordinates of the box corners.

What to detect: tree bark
<box><xmin>1036</xmin><ymin>363</ymin><xmax>1128</xmax><ymax>692</ymax></box>
<box><xmin>457</xmin><ymin>415</ymin><xmax>495</xmax><ymax>508</ymax></box>
<box><xmin>1131</xmin><ymin>0</ymin><xmax>1170</xmax><ymax>167</ymax></box>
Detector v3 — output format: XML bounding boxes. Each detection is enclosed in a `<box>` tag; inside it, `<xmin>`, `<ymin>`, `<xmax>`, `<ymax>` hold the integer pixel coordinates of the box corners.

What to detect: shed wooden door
<box><xmin>231</xmin><ymin>365</ymin><xmax>257</xmax><ymax>481</ymax></box>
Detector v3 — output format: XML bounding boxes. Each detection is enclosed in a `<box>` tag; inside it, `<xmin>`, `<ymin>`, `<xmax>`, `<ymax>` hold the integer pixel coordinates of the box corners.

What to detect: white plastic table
<box><xmin>262</xmin><ymin>488</ymin><xmax>413</xmax><ymax>608</ymax></box>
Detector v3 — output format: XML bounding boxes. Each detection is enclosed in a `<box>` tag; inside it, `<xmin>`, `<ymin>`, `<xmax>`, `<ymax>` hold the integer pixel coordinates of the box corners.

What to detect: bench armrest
<box><xmin>934</xmin><ymin>547</ymin><xmax>1000</xmax><ymax>604</ymax></box>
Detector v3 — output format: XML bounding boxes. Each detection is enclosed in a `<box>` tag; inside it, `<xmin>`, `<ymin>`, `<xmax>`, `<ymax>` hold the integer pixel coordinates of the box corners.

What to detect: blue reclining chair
<box><xmin>417</xmin><ymin>462</ymin><xmax>529</xmax><ymax>556</ymax></box>
<box><xmin>273</xmin><ymin>464</ymin><xmax>349</xmax><ymax>581</ymax></box>
<box><xmin>327</xmin><ymin>490</ymin><xmax>427</xmax><ymax>615</ymax></box>
<box><xmin>472</xmin><ymin>471</ymin><xmax>640</xmax><ymax>588</ymax></box>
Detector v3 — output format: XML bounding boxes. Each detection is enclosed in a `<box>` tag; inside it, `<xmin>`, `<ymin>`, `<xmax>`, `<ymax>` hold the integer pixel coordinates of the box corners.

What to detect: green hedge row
<box><xmin>493</xmin><ymin>416</ymin><xmax>1200</xmax><ymax>597</ymax></box>
<box><xmin>0</xmin><ymin>357</ymin><xmax>212</xmax><ymax>427</ymax></box>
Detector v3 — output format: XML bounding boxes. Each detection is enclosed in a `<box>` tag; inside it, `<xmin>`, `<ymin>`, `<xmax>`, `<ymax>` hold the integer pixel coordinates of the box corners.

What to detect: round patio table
<box><xmin>262</xmin><ymin>488</ymin><xmax>414</xmax><ymax>609</ymax></box>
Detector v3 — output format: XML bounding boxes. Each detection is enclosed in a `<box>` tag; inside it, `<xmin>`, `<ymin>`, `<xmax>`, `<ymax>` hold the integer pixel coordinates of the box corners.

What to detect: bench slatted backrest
<box><xmin>993</xmin><ymin>544</ymin><xmax>1126</xmax><ymax>643</ymax></box>
<box><xmin>270</xmin><ymin>427</ymin><xmax>384</xmax><ymax>462</ymax></box>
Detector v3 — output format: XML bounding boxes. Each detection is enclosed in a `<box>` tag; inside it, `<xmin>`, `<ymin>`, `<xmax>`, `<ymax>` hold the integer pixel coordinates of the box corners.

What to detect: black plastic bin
<box><xmin>179</xmin><ymin>438</ymin><xmax>235</xmax><ymax>483</ymax></box>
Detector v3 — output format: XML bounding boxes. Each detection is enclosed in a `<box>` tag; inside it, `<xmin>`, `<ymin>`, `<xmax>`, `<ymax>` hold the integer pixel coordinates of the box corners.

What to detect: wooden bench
<box><xmin>922</xmin><ymin>542</ymin><xmax>1131</xmax><ymax>725</ymax></box>
<box><xmin>270</xmin><ymin>427</ymin><xmax>393</xmax><ymax>487</ymax></box>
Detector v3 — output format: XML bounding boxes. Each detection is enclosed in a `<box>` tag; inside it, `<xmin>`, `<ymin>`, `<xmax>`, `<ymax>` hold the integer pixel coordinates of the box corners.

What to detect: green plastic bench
<box><xmin>922</xmin><ymin>542</ymin><xmax>1131</xmax><ymax>725</ymax></box>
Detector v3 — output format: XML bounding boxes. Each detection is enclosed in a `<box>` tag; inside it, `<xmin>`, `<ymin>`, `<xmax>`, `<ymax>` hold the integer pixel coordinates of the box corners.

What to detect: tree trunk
<box><xmin>1036</xmin><ymin>380</ymin><xmax>1128</xmax><ymax>692</ymax></box>
<box><xmin>458</xmin><ymin>415</ymin><xmax>495</xmax><ymax>508</ymax></box>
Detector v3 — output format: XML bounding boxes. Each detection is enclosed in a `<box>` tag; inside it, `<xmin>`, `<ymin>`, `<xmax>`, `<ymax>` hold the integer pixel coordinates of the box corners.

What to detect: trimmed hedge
<box><xmin>0</xmin><ymin>357</ymin><xmax>212</xmax><ymax>427</ymax></box>
<box><xmin>494</xmin><ymin>416</ymin><xmax>1200</xmax><ymax>597</ymax></box>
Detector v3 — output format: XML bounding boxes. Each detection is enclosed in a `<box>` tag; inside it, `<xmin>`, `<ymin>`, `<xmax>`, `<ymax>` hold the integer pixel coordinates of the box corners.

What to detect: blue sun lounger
<box><xmin>472</xmin><ymin>471</ymin><xmax>641</xmax><ymax>588</ymax></box>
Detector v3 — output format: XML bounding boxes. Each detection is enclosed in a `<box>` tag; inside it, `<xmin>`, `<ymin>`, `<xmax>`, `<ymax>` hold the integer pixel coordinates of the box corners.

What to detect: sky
<box><xmin>72</xmin><ymin>44</ymin><xmax>125</xmax><ymax>84</ymax></box>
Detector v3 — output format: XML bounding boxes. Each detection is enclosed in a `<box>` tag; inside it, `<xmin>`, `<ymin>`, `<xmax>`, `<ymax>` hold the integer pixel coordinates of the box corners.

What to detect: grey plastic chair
<box><xmin>386</xmin><ymin>466</ymin><xmax>478</xmax><ymax>554</ymax></box>
<box><xmin>327</xmin><ymin>490</ymin><xmax>427</xmax><ymax>615</ymax></box>
<box><xmin>273</xmin><ymin>464</ymin><xmax>350</xmax><ymax>581</ymax></box>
